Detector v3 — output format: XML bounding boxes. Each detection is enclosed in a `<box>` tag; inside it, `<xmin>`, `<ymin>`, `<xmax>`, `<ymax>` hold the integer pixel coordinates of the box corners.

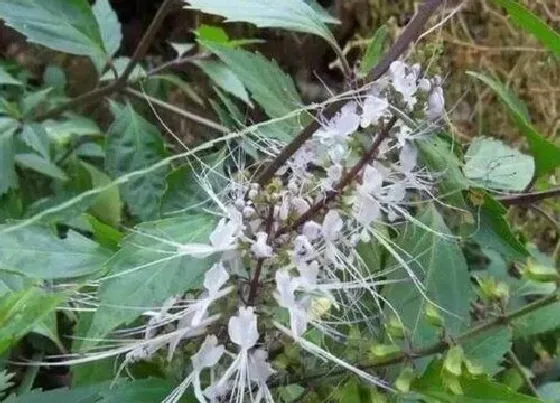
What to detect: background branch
<box><xmin>498</xmin><ymin>188</ymin><xmax>560</xmax><ymax>206</ymax></box>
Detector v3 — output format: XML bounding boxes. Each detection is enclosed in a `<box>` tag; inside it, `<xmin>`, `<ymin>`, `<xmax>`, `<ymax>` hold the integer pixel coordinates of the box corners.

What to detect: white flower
<box><xmin>302</xmin><ymin>221</ymin><xmax>322</xmax><ymax>241</ymax></box>
<box><xmin>251</xmin><ymin>231</ymin><xmax>273</xmax><ymax>258</ymax></box>
<box><xmin>248</xmin><ymin>349</ymin><xmax>275</xmax><ymax>403</ymax></box>
<box><xmin>390</xmin><ymin>61</ymin><xmax>418</xmax><ymax>109</ymax></box>
<box><xmin>360</xmin><ymin>95</ymin><xmax>389</xmax><ymax>128</ymax></box>
<box><xmin>322</xmin><ymin>210</ymin><xmax>343</xmax><ymax>241</ymax></box>
<box><xmin>291</xmin><ymin>197</ymin><xmax>310</xmax><ymax>214</ymax></box>
<box><xmin>274</xmin><ymin>270</ymin><xmax>310</xmax><ymax>337</ymax></box>
<box><xmin>426</xmin><ymin>86</ymin><xmax>445</xmax><ymax>120</ymax></box>
<box><xmin>314</xmin><ymin>102</ymin><xmax>360</xmax><ymax>144</ymax></box>
<box><xmin>398</xmin><ymin>142</ymin><xmax>418</xmax><ymax>174</ymax></box>
<box><xmin>228</xmin><ymin>306</ymin><xmax>259</xmax><ymax>350</ymax></box>
<box><xmin>321</xmin><ymin>163</ymin><xmax>343</xmax><ymax>191</ymax></box>
<box><xmin>163</xmin><ymin>335</ymin><xmax>225</xmax><ymax>403</ymax></box>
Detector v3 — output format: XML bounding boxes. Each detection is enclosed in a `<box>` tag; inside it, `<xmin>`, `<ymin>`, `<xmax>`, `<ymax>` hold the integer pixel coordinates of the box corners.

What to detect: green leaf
<box><xmin>105</xmin><ymin>102</ymin><xmax>168</xmax><ymax>221</ymax></box>
<box><xmin>0</xmin><ymin>287</ymin><xmax>66</xmax><ymax>354</ymax></box>
<box><xmin>21</xmin><ymin>124</ymin><xmax>51</xmax><ymax>159</ymax></box>
<box><xmin>467</xmin><ymin>71</ymin><xmax>560</xmax><ymax>176</ymax></box>
<box><xmin>0</xmin><ymin>0</ymin><xmax>106</xmax><ymax>59</ymax></box>
<box><xmin>470</xmin><ymin>191</ymin><xmax>528</xmax><ymax>259</ymax></box>
<box><xmin>15</xmin><ymin>153</ymin><xmax>68</xmax><ymax>181</ymax></box>
<box><xmin>0</xmin><ymin>370</ymin><xmax>15</xmax><ymax>399</ymax></box>
<box><xmin>383</xmin><ymin>205</ymin><xmax>474</xmax><ymax>350</ymax></box>
<box><xmin>0</xmin><ymin>119</ymin><xmax>19</xmax><ymax>195</ymax></box>
<box><xmin>463</xmin><ymin>137</ymin><xmax>535</xmax><ymax>192</ymax></box>
<box><xmin>205</xmin><ymin>42</ymin><xmax>304</xmax><ymax>140</ymax></box>
<box><xmin>86</xmin><ymin>213</ymin><xmax>216</xmax><ymax>340</ymax></box>
<box><xmin>491</xmin><ymin>0</ymin><xmax>560</xmax><ymax>56</ymax></box>
<box><xmin>21</xmin><ymin>88</ymin><xmax>53</xmax><ymax>117</ymax></box>
<box><xmin>513</xmin><ymin>301</ymin><xmax>560</xmax><ymax>338</ymax></box>
<box><xmin>186</xmin><ymin>0</ymin><xmax>338</xmax><ymax>45</ymax></box>
<box><xmin>412</xmin><ymin>359</ymin><xmax>542</xmax><ymax>402</ymax></box>
<box><xmin>0</xmin><ymin>66</ymin><xmax>22</xmax><ymax>86</ymax></box>
<box><xmin>0</xmin><ymin>225</ymin><xmax>110</xmax><ymax>279</ymax></box>
<box><xmin>98</xmin><ymin>379</ymin><xmax>173</xmax><ymax>403</ymax></box>
<box><xmin>4</xmin><ymin>383</ymin><xmax>104</xmax><ymax>403</ymax></box>
<box><xmin>416</xmin><ymin>136</ymin><xmax>469</xmax><ymax>206</ymax></box>
<box><xmin>92</xmin><ymin>0</ymin><xmax>122</xmax><ymax>58</ymax></box>
<box><xmin>194</xmin><ymin>60</ymin><xmax>252</xmax><ymax>106</ymax></box>
<box><xmin>82</xmin><ymin>162</ymin><xmax>121</xmax><ymax>227</ymax></box>
<box><xmin>359</xmin><ymin>25</ymin><xmax>388</xmax><ymax>77</ymax></box>
<box><xmin>463</xmin><ymin>327</ymin><xmax>512</xmax><ymax>374</ymax></box>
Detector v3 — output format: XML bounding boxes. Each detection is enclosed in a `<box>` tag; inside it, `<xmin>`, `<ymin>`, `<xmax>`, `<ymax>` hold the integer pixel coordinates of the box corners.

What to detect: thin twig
<box><xmin>146</xmin><ymin>52</ymin><xmax>210</xmax><ymax>76</ymax></box>
<box><xmin>124</xmin><ymin>88</ymin><xmax>228</xmax><ymax>133</ymax></box>
<box><xmin>275</xmin><ymin>116</ymin><xmax>397</xmax><ymax>237</ymax></box>
<box><xmin>255</xmin><ymin>0</ymin><xmax>448</xmax><ymax>186</ymax></box>
<box><xmin>270</xmin><ymin>290</ymin><xmax>560</xmax><ymax>387</ymax></box>
<box><xmin>35</xmin><ymin>0</ymin><xmax>178</xmax><ymax>121</ymax></box>
<box><xmin>498</xmin><ymin>188</ymin><xmax>560</xmax><ymax>206</ymax></box>
<box><xmin>507</xmin><ymin>351</ymin><xmax>539</xmax><ymax>397</ymax></box>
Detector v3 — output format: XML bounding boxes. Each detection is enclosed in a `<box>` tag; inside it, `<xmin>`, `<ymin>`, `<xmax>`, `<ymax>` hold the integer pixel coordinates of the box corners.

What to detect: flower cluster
<box><xmin>113</xmin><ymin>61</ymin><xmax>445</xmax><ymax>402</ymax></box>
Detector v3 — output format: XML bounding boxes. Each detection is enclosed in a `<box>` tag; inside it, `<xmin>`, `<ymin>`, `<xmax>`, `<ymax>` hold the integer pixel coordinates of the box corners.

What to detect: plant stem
<box><xmin>255</xmin><ymin>0</ymin><xmax>448</xmax><ymax>187</ymax></box>
<box><xmin>507</xmin><ymin>351</ymin><xmax>539</xmax><ymax>397</ymax></box>
<box><xmin>35</xmin><ymin>0</ymin><xmax>177</xmax><ymax>121</ymax></box>
<box><xmin>498</xmin><ymin>188</ymin><xmax>560</xmax><ymax>206</ymax></box>
<box><xmin>275</xmin><ymin>116</ymin><xmax>397</xmax><ymax>237</ymax></box>
<box><xmin>271</xmin><ymin>290</ymin><xmax>560</xmax><ymax>387</ymax></box>
<box><xmin>124</xmin><ymin>88</ymin><xmax>228</xmax><ymax>133</ymax></box>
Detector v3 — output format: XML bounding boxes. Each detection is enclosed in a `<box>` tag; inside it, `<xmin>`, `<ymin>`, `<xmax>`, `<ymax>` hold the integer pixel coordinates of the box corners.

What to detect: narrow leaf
<box><xmin>0</xmin><ymin>119</ymin><xmax>19</xmax><ymax>195</ymax></box>
<box><xmin>15</xmin><ymin>153</ymin><xmax>69</xmax><ymax>181</ymax></box>
<box><xmin>359</xmin><ymin>25</ymin><xmax>388</xmax><ymax>76</ymax></box>
<box><xmin>92</xmin><ymin>0</ymin><xmax>122</xmax><ymax>57</ymax></box>
<box><xmin>492</xmin><ymin>0</ymin><xmax>560</xmax><ymax>56</ymax></box>
<box><xmin>0</xmin><ymin>66</ymin><xmax>22</xmax><ymax>86</ymax></box>
<box><xmin>194</xmin><ymin>59</ymin><xmax>252</xmax><ymax>106</ymax></box>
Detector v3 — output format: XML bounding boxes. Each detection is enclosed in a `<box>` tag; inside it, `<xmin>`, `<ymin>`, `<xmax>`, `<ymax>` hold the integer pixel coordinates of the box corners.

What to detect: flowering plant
<box><xmin>0</xmin><ymin>0</ymin><xmax>559</xmax><ymax>402</ymax></box>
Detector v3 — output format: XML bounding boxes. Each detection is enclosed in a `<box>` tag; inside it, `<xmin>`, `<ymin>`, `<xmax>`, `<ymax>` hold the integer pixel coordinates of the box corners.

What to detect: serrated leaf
<box><xmin>412</xmin><ymin>359</ymin><xmax>541</xmax><ymax>402</ymax></box>
<box><xmin>467</xmin><ymin>71</ymin><xmax>560</xmax><ymax>176</ymax></box>
<box><xmin>0</xmin><ymin>225</ymin><xmax>110</xmax><ymax>279</ymax></box>
<box><xmin>0</xmin><ymin>119</ymin><xmax>19</xmax><ymax>195</ymax></box>
<box><xmin>463</xmin><ymin>137</ymin><xmax>534</xmax><ymax>192</ymax></box>
<box><xmin>22</xmin><ymin>124</ymin><xmax>51</xmax><ymax>159</ymax></box>
<box><xmin>105</xmin><ymin>102</ymin><xmax>167</xmax><ymax>221</ymax></box>
<box><xmin>383</xmin><ymin>205</ymin><xmax>474</xmax><ymax>352</ymax></box>
<box><xmin>0</xmin><ymin>66</ymin><xmax>22</xmax><ymax>86</ymax></box>
<box><xmin>21</xmin><ymin>88</ymin><xmax>53</xmax><ymax>117</ymax></box>
<box><xmin>185</xmin><ymin>0</ymin><xmax>338</xmax><ymax>45</ymax></box>
<box><xmin>15</xmin><ymin>153</ymin><xmax>69</xmax><ymax>181</ymax></box>
<box><xmin>491</xmin><ymin>0</ymin><xmax>560</xmax><ymax>56</ymax></box>
<box><xmin>194</xmin><ymin>59</ymin><xmax>252</xmax><ymax>106</ymax></box>
<box><xmin>86</xmin><ymin>213</ymin><xmax>216</xmax><ymax>340</ymax></box>
<box><xmin>0</xmin><ymin>287</ymin><xmax>66</xmax><ymax>354</ymax></box>
<box><xmin>100</xmin><ymin>57</ymin><xmax>146</xmax><ymax>82</ymax></box>
<box><xmin>463</xmin><ymin>327</ymin><xmax>512</xmax><ymax>374</ymax></box>
<box><xmin>92</xmin><ymin>0</ymin><xmax>122</xmax><ymax>58</ymax></box>
<box><xmin>205</xmin><ymin>42</ymin><xmax>304</xmax><ymax>140</ymax></box>
<box><xmin>360</xmin><ymin>25</ymin><xmax>388</xmax><ymax>77</ymax></box>
<box><xmin>0</xmin><ymin>0</ymin><xmax>106</xmax><ymax>60</ymax></box>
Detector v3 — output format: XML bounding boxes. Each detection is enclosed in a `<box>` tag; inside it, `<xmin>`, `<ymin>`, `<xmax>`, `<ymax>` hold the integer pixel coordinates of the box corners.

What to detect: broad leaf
<box><xmin>467</xmin><ymin>71</ymin><xmax>560</xmax><ymax>176</ymax></box>
<box><xmin>185</xmin><ymin>0</ymin><xmax>338</xmax><ymax>45</ymax></box>
<box><xmin>4</xmin><ymin>383</ymin><xmax>104</xmax><ymax>403</ymax></box>
<box><xmin>383</xmin><ymin>205</ymin><xmax>474</xmax><ymax>349</ymax></box>
<box><xmin>82</xmin><ymin>162</ymin><xmax>121</xmax><ymax>227</ymax></box>
<box><xmin>0</xmin><ymin>0</ymin><xmax>106</xmax><ymax>60</ymax></box>
<box><xmin>0</xmin><ymin>119</ymin><xmax>19</xmax><ymax>195</ymax></box>
<box><xmin>463</xmin><ymin>327</ymin><xmax>511</xmax><ymax>374</ymax></box>
<box><xmin>513</xmin><ymin>300</ymin><xmax>560</xmax><ymax>338</ymax></box>
<box><xmin>492</xmin><ymin>0</ymin><xmax>560</xmax><ymax>56</ymax></box>
<box><xmin>194</xmin><ymin>60</ymin><xmax>252</xmax><ymax>106</ymax></box>
<box><xmin>98</xmin><ymin>379</ymin><xmax>173</xmax><ymax>403</ymax></box>
<box><xmin>86</xmin><ymin>213</ymin><xmax>217</xmax><ymax>340</ymax></box>
<box><xmin>0</xmin><ymin>287</ymin><xmax>66</xmax><ymax>354</ymax></box>
<box><xmin>92</xmin><ymin>0</ymin><xmax>122</xmax><ymax>58</ymax></box>
<box><xmin>105</xmin><ymin>102</ymin><xmax>168</xmax><ymax>221</ymax></box>
<box><xmin>21</xmin><ymin>124</ymin><xmax>51</xmax><ymax>159</ymax></box>
<box><xmin>463</xmin><ymin>137</ymin><xmax>534</xmax><ymax>192</ymax></box>
<box><xmin>15</xmin><ymin>153</ymin><xmax>69</xmax><ymax>181</ymax></box>
<box><xmin>412</xmin><ymin>359</ymin><xmax>541</xmax><ymax>402</ymax></box>
<box><xmin>0</xmin><ymin>225</ymin><xmax>110</xmax><ymax>279</ymax></box>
